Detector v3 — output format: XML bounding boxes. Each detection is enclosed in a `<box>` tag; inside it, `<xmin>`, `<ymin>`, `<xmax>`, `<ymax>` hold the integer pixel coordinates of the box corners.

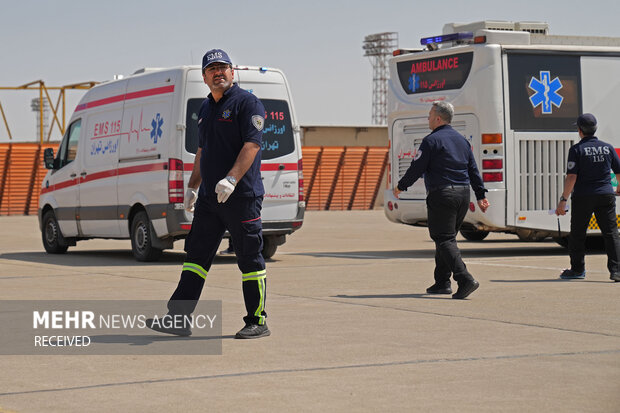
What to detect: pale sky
<box><xmin>1</xmin><ymin>0</ymin><xmax>619</xmax><ymax>141</ymax></box>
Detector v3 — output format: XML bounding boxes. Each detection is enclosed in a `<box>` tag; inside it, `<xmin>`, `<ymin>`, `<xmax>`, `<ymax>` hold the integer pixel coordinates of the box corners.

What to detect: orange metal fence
<box><xmin>0</xmin><ymin>144</ymin><xmax>388</xmax><ymax>215</ymax></box>
<box><xmin>0</xmin><ymin>142</ymin><xmax>59</xmax><ymax>215</ymax></box>
<box><xmin>302</xmin><ymin>146</ymin><xmax>388</xmax><ymax>211</ymax></box>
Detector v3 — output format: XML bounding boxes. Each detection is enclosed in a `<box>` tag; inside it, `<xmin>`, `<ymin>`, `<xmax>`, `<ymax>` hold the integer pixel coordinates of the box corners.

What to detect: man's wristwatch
<box><xmin>225</xmin><ymin>176</ymin><xmax>237</xmax><ymax>186</ymax></box>
<box><xmin>560</xmin><ymin>195</ymin><xmax>568</xmax><ymax>202</ymax></box>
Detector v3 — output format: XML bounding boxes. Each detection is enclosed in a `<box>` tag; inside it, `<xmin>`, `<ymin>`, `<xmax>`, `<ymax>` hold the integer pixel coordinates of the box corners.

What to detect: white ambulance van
<box><xmin>384</xmin><ymin>21</ymin><xmax>620</xmax><ymax>244</ymax></box>
<box><xmin>39</xmin><ymin>65</ymin><xmax>305</xmax><ymax>261</ymax></box>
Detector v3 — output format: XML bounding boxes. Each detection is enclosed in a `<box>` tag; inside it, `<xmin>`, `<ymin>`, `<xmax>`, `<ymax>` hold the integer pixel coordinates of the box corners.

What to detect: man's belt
<box><xmin>427</xmin><ymin>184</ymin><xmax>469</xmax><ymax>194</ymax></box>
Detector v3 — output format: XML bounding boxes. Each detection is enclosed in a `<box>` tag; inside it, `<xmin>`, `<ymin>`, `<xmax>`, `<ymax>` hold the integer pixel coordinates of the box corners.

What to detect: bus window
<box><xmin>508</xmin><ymin>53</ymin><xmax>582</xmax><ymax>131</ymax></box>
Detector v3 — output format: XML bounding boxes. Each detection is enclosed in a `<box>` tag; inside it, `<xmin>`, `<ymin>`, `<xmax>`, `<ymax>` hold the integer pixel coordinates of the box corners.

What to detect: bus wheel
<box><xmin>42</xmin><ymin>210</ymin><xmax>69</xmax><ymax>254</ymax></box>
<box><xmin>130</xmin><ymin>211</ymin><xmax>163</xmax><ymax>262</ymax></box>
<box><xmin>459</xmin><ymin>229</ymin><xmax>489</xmax><ymax>241</ymax></box>
<box><xmin>516</xmin><ymin>229</ymin><xmax>549</xmax><ymax>242</ymax></box>
<box><xmin>262</xmin><ymin>236</ymin><xmax>278</xmax><ymax>259</ymax></box>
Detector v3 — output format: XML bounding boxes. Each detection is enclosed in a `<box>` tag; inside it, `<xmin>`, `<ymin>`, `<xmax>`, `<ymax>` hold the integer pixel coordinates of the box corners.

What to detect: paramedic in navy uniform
<box><xmin>148</xmin><ymin>49</ymin><xmax>270</xmax><ymax>338</ymax></box>
<box><xmin>555</xmin><ymin>113</ymin><xmax>620</xmax><ymax>282</ymax></box>
<box><xmin>394</xmin><ymin>101</ymin><xmax>490</xmax><ymax>299</ymax></box>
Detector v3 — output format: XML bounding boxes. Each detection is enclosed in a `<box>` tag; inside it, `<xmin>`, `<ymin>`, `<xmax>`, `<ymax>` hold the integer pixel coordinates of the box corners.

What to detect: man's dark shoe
<box><xmin>146</xmin><ymin>314</ymin><xmax>192</xmax><ymax>336</ymax></box>
<box><xmin>559</xmin><ymin>269</ymin><xmax>586</xmax><ymax>280</ymax></box>
<box><xmin>452</xmin><ymin>279</ymin><xmax>479</xmax><ymax>299</ymax></box>
<box><xmin>426</xmin><ymin>283</ymin><xmax>452</xmax><ymax>294</ymax></box>
<box><xmin>610</xmin><ymin>273</ymin><xmax>620</xmax><ymax>282</ymax></box>
<box><xmin>235</xmin><ymin>323</ymin><xmax>271</xmax><ymax>339</ymax></box>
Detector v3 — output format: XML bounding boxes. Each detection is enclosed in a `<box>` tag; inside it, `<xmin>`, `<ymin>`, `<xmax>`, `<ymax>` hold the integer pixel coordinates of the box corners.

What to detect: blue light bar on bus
<box><xmin>420</xmin><ymin>32</ymin><xmax>474</xmax><ymax>46</ymax></box>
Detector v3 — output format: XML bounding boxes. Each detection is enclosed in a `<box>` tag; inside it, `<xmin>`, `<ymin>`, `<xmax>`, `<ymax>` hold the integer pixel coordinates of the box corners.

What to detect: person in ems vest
<box><xmin>147</xmin><ymin>49</ymin><xmax>270</xmax><ymax>338</ymax></box>
<box><xmin>556</xmin><ymin>113</ymin><xmax>620</xmax><ymax>282</ymax></box>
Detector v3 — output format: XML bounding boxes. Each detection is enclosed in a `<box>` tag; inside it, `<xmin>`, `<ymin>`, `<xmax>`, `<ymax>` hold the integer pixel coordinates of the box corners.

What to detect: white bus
<box><xmin>384</xmin><ymin>21</ymin><xmax>620</xmax><ymax>244</ymax></box>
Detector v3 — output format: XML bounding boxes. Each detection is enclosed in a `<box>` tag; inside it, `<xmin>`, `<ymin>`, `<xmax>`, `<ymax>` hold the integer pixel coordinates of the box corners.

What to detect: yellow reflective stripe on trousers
<box><xmin>241</xmin><ymin>269</ymin><xmax>266</xmax><ymax>282</ymax></box>
<box><xmin>254</xmin><ymin>276</ymin><xmax>266</xmax><ymax>325</ymax></box>
<box><xmin>183</xmin><ymin>262</ymin><xmax>208</xmax><ymax>280</ymax></box>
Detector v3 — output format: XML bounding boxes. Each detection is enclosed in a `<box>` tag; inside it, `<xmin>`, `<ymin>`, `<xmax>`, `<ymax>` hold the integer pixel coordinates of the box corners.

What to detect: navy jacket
<box><xmin>397</xmin><ymin>124</ymin><xmax>487</xmax><ymax>200</ymax></box>
<box><xmin>567</xmin><ymin>136</ymin><xmax>620</xmax><ymax>197</ymax></box>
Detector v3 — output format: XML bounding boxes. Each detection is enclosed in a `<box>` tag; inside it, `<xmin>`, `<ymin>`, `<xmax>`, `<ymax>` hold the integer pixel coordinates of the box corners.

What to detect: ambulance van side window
<box><xmin>56</xmin><ymin>119</ymin><xmax>81</xmax><ymax>169</ymax></box>
<box><xmin>185</xmin><ymin>99</ymin><xmax>202</xmax><ymax>154</ymax></box>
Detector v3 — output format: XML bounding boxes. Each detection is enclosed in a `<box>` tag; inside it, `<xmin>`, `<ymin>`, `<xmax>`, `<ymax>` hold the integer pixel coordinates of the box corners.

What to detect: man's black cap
<box><xmin>576</xmin><ymin>113</ymin><xmax>597</xmax><ymax>129</ymax></box>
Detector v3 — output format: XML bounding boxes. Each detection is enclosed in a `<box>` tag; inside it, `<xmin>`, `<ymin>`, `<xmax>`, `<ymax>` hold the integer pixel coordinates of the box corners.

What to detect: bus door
<box><xmin>505</xmin><ymin>51</ymin><xmax>582</xmax><ymax>232</ymax></box>
<box><xmin>392</xmin><ymin>117</ymin><xmax>427</xmax><ymax>200</ymax></box>
<box><xmin>510</xmin><ymin>130</ymin><xmax>575</xmax><ymax>232</ymax></box>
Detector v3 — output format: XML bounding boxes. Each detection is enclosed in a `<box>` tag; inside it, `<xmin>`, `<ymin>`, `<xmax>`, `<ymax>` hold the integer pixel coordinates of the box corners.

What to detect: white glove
<box><xmin>215</xmin><ymin>178</ymin><xmax>235</xmax><ymax>203</ymax></box>
<box><xmin>184</xmin><ymin>188</ymin><xmax>197</xmax><ymax>212</ymax></box>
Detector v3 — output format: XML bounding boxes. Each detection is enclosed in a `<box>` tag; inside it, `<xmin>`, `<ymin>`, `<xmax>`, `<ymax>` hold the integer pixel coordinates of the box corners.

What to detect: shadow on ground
<box><xmin>290</xmin><ymin>245</ymin><xmax>575</xmax><ymax>260</ymax></box>
<box><xmin>0</xmin><ymin>237</ymin><xmax>606</xmax><ymax>266</ymax></box>
<box><xmin>0</xmin><ymin>250</ymin><xmax>250</xmax><ymax>267</ymax></box>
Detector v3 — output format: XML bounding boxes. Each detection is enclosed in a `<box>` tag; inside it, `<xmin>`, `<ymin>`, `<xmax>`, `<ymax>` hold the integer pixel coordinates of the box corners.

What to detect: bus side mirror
<box><xmin>43</xmin><ymin>148</ymin><xmax>56</xmax><ymax>169</ymax></box>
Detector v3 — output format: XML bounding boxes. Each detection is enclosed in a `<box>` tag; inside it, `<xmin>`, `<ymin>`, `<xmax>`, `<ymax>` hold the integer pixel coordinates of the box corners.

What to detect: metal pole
<box><xmin>39</xmin><ymin>83</ymin><xmax>44</xmax><ymax>144</ymax></box>
<box><xmin>0</xmin><ymin>102</ymin><xmax>12</xmax><ymax>140</ymax></box>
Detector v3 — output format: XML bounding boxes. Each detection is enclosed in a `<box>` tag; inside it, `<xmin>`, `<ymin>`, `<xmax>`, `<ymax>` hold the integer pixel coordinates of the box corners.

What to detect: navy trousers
<box><xmin>569</xmin><ymin>193</ymin><xmax>620</xmax><ymax>274</ymax></box>
<box><xmin>168</xmin><ymin>196</ymin><xmax>267</xmax><ymax>325</ymax></box>
<box><xmin>426</xmin><ymin>185</ymin><xmax>474</xmax><ymax>285</ymax></box>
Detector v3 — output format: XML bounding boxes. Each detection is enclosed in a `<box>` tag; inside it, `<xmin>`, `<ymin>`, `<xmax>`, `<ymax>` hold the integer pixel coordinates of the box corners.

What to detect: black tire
<box><xmin>459</xmin><ymin>229</ymin><xmax>490</xmax><ymax>241</ymax></box>
<box><xmin>262</xmin><ymin>235</ymin><xmax>278</xmax><ymax>259</ymax></box>
<box><xmin>41</xmin><ymin>210</ymin><xmax>69</xmax><ymax>254</ymax></box>
<box><xmin>130</xmin><ymin>211</ymin><xmax>163</xmax><ymax>262</ymax></box>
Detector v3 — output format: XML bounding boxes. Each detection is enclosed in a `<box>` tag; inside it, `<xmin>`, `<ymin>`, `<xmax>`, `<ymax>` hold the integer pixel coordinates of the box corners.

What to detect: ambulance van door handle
<box><xmin>278</xmin><ymin>164</ymin><xmax>285</xmax><ymax>170</ymax></box>
<box><xmin>70</xmin><ymin>173</ymin><xmax>77</xmax><ymax>178</ymax></box>
<box><xmin>80</xmin><ymin>172</ymin><xmax>87</xmax><ymax>176</ymax></box>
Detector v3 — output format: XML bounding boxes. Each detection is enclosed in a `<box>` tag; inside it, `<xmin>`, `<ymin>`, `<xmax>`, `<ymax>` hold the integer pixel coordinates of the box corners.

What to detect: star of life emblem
<box><xmin>528</xmin><ymin>71</ymin><xmax>564</xmax><ymax>114</ymax></box>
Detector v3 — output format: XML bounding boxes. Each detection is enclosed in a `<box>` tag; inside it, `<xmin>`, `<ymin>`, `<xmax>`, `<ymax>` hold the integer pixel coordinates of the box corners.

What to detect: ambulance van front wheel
<box><xmin>130</xmin><ymin>211</ymin><xmax>163</xmax><ymax>262</ymax></box>
<box><xmin>42</xmin><ymin>210</ymin><xmax>69</xmax><ymax>254</ymax></box>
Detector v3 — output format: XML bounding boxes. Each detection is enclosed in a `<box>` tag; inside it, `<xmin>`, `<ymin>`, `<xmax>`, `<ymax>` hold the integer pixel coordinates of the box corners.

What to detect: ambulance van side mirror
<box><xmin>43</xmin><ymin>148</ymin><xmax>56</xmax><ymax>170</ymax></box>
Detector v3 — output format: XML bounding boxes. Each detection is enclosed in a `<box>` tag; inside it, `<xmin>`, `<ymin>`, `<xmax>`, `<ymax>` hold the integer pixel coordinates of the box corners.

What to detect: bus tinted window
<box><xmin>185</xmin><ymin>98</ymin><xmax>294</xmax><ymax>159</ymax></box>
<box><xmin>508</xmin><ymin>53</ymin><xmax>582</xmax><ymax>131</ymax></box>
<box><xmin>396</xmin><ymin>52</ymin><xmax>473</xmax><ymax>94</ymax></box>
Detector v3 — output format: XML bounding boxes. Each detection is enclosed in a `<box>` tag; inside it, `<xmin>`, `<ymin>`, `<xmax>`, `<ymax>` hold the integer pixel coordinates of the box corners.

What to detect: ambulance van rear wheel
<box><xmin>42</xmin><ymin>210</ymin><xmax>69</xmax><ymax>254</ymax></box>
<box><xmin>262</xmin><ymin>235</ymin><xmax>278</xmax><ymax>259</ymax></box>
<box><xmin>130</xmin><ymin>211</ymin><xmax>163</xmax><ymax>262</ymax></box>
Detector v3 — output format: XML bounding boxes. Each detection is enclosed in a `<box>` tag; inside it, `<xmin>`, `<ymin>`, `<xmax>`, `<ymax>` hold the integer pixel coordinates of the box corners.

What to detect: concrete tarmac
<box><xmin>0</xmin><ymin>211</ymin><xmax>618</xmax><ymax>412</ymax></box>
